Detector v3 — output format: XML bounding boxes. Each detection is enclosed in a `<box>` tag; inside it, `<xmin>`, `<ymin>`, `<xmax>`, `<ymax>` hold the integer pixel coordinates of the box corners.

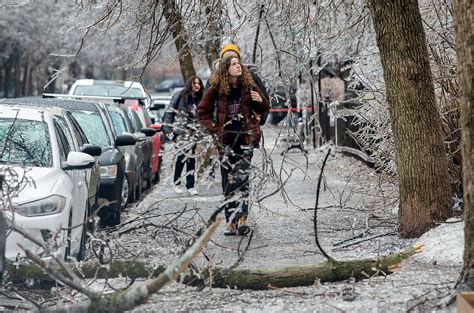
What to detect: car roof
<box><xmin>0</xmin><ymin>103</ymin><xmax>58</xmax><ymax>121</ymax></box>
<box><xmin>72</xmin><ymin>79</ymin><xmax>144</xmax><ymax>89</ymax></box>
<box><xmin>1</xmin><ymin>97</ymin><xmax>101</xmax><ymax>112</ymax></box>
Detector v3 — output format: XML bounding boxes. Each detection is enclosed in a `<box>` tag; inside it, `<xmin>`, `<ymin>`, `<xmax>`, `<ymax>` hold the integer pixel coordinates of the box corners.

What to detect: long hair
<box><xmin>209</xmin><ymin>56</ymin><xmax>254</xmax><ymax>96</ymax></box>
<box><xmin>182</xmin><ymin>76</ymin><xmax>204</xmax><ymax>100</ymax></box>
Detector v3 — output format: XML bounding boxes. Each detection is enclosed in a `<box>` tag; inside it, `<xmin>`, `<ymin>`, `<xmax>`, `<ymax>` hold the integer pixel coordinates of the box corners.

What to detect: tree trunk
<box><xmin>367</xmin><ymin>0</ymin><xmax>452</xmax><ymax>238</ymax></box>
<box><xmin>453</xmin><ymin>0</ymin><xmax>474</xmax><ymax>290</ymax></box>
<box><xmin>162</xmin><ymin>0</ymin><xmax>196</xmax><ymax>82</ymax></box>
<box><xmin>13</xmin><ymin>53</ymin><xmax>21</xmax><ymax>97</ymax></box>
<box><xmin>6</xmin><ymin>245</ymin><xmax>421</xmax><ymax>289</ymax></box>
<box><xmin>23</xmin><ymin>51</ymin><xmax>32</xmax><ymax>96</ymax></box>
<box><xmin>203</xmin><ymin>0</ymin><xmax>223</xmax><ymax>69</ymax></box>
<box><xmin>3</xmin><ymin>57</ymin><xmax>13</xmax><ymax>98</ymax></box>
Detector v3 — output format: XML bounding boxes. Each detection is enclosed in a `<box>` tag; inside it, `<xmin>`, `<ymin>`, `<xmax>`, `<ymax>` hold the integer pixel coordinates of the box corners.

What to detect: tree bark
<box><xmin>162</xmin><ymin>0</ymin><xmax>196</xmax><ymax>82</ymax></box>
<box><xmin>13</xmin><ymin>52</ymin><xmax>21</xmax><ymax>97</ymax></box>
<box><xmin>7</xmin><ymin>245</ymin><xmax>421</xmax><ymax>290</ymax></box>
<box><xmin>453</xmin><ymin>0</ymin><xmax>474</xmax><ymax>290</ymax></box>
<box><xmin>203</xmin><ymin>0</ymin><xmax>223</xmax><ymax>69</ymax></box>
<box><xmin>23</xmin><ymin>51</ymin><xmax>32</xmax><ymax>96</ymax></box>
<box><xmin>3</xmin><ymin>56</ymin><xmax>13</xmax><ymax>98</ymax></box>
<box><xmin>367</xmin><ymin>0</ymin><xmax>452</xmax><ymax>238</ymax></box>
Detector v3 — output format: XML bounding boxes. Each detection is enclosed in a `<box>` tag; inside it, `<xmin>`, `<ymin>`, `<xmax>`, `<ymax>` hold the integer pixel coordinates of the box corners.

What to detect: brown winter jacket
<box><xmin>198</xmin><ymin>85</ymin><xmax>270</xmax><ymax>148</ymax></box>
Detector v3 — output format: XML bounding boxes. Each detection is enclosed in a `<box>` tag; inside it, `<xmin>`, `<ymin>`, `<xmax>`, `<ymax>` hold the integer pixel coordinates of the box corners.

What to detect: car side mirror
<box><xmin>115</xmin><ymin>133</ymin><xmax>136</xmax><ymax>146</ymax></box>
<box><xmin>141</xmin><ymin>127</ymin><xmax>157</xmax><ymax>137</ymax></box>
<box><xmin>81</xmin><ymin>144</ymin><xmax>102</xmax><ymax>157</ymax></box>
<box><xmin>64</xmin><ymin>151</ymin><xmax>96</xmax><ymax>169</ymax></box>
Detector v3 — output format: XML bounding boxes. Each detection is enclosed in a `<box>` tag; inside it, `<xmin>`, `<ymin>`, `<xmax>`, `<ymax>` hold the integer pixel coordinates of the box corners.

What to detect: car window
<box><xmin>56</xmin><ymin>116</ymin><xmax>76</xmax><ymax>150</ymax></box>
<box><xmin>130</xmin><ymin>110</ymin><xmax>144</xmax><ymax>129</ymax></box>
<box><xmin>109</xmin><ymin>111</ymin><xmax>127</xmax><ymax>135</ymax></box>
<box><xmin>54</xmin><ymin>121</ymin><xmax>71</xmax><ymax>162</ymax></box>
<box><xmin>70</xmin><ymin>111</ymin><xmax>112</xmax><ymax>148</ymax></box>
<box><xmin>142</xmin><ymin>108</ymin><xmax>153</xmax><ymax>127</ymax></box>
<box><xmin>119</xmin><ymin>108</ymin><xmax>134</xmax><ymax>132</ymax></box>
<box><xmin>67</xmin><ymin>113</ymin><xmax>90</xmax><ymax>146</ymax></box>
<box><xmin>0</xmin><ymin>118</ymin><xmax>52</xmax><ymax>167</ymax></box>
<box><xmin>72</xmin><ymin>85</ymin><xmax>143</xmax><ymax>98</ymax></box>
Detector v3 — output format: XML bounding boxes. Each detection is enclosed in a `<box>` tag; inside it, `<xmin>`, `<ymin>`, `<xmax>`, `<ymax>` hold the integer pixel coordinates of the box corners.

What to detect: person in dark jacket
<box><xmin>205</xmin><ymin>43</ymin><xmax>270</xmax><ymax>125</ymax></box>
<box><xmin>198</xmin><ymin>56</ymin><xmax>270</xmax><ymax>236</ymax></box>
<box><xmin>218</xmin><ymin>43</ymin><xmax>269</xmax><ymax>125</ymax></box>
<box><xmin>163</xmin><ymin>76</ymin><xmax>204</xmax><ymax>195</ymax></box>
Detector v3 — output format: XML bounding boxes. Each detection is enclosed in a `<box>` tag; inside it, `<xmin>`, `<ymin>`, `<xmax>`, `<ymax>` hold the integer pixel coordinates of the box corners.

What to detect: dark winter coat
<box><xmin>162</xmin><ymin>90</ymin><xmax>200</xmax><ymax>137</ymax></box>
<box><xmin>197</xmin><ymin>84</ymin><xmax>270</xmax><ymax>148</ymax></box>
<box><xmin>205</xmin><ymin>65</ymin><xmax>270</xmax><ymax>126</ymax></box>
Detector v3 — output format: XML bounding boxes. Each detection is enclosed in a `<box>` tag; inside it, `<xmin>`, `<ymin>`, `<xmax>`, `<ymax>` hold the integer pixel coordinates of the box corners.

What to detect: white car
<box><xmin>0</xmin><ymin>105</ymin><xmax>95</xmax><ymax>261</ymax></box>
<box><xmin>68</xmin><ymin>79</ymin><xmax>151</xmax><ymax>108</ymax></box>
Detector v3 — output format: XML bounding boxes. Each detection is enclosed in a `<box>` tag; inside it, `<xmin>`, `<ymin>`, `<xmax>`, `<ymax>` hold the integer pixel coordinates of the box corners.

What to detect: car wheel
<box><xmin>135</xmin><ymin>174</ymin><xmax>142</xmax><ymax>201</ymax></box>
<box><xmin>121</xmin><ymin>174</ymin><xmax>130</xmax><ymax>209</ymax></box>
<box><xmin>99</xmin><ymin>180</ymin><xmax>122</xmax><ymax>228</ymax></box>
<box><xmin>146</xmin><ymin>169</ymin><xmax>152</xmax><ymax>190</ymax></box>
<box><xmin>154</xmin><ymin>156</ymin><xmax>162</xmax><ymax>183</ymax></box>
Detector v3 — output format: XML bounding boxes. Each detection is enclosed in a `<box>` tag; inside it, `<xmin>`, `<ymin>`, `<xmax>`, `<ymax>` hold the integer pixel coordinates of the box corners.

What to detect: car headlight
<box><xmin>14</xmin><ymin>195</ymin><xmax>66</xmax><ymax>217</ymax></box>
<box><xmin>100</xmin><ymin>164</ymin><xmax>117</xmax><ymax>178</ymax></box>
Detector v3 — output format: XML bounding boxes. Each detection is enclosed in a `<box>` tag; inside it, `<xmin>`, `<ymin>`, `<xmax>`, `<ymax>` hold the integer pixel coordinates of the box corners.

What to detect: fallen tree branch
<box><xmin>314</xmin><ymin>149</ymin><xmax>337</xmax><ymax>263</ymax></box>
<box><xmin>332</xmin><ymin>231</ymin><xmax>398</xmax><ymax>250</ymax></box>
<box><xmin>7</xmin><ymin>244</ymin><xmax>422</xmax><ymax>291</ymax></box>
<box><xmin>39</xmin><ymin>218</ymin><xmax>222</xmax><ymax>312</ymax></box>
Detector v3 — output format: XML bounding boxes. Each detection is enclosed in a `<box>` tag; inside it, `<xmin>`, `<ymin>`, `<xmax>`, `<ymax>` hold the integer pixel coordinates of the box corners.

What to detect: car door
<box><xmin>127</xmin><ymin>108</ymin><xmax>151</xmax><ymax>178</ymax></box>
<box><xmin>65</xmin><ymin>113</ymin><xmax>101</xmax><ymax>216</ymax></box>
<box><xmin>53</xmin><ymin>120</ymin><xmax>87</xmax><ymax>244</ymax></box>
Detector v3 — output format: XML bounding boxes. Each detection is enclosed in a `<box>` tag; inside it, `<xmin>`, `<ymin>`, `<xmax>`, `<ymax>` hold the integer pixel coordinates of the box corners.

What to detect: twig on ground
<box><xmin>332</xmin><ymin>231</ymin><xmax>398</xmax><ymax>250</ymax></box>
<box><xmin>314</xmin><ymin>149</ymin><xmax>337</xmax><ymax>263</ymax></box>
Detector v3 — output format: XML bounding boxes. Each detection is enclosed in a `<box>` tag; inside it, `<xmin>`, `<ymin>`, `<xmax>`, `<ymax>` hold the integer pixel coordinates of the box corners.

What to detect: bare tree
<box><xmin>453</xmin><ymin>0</ymin><xmax>474</xmax><ymax>290</ymax></box>
<box><xmin>367</xmin><ymin>0</ymin><xmax>452</xmax><ymax>238</ymax></box>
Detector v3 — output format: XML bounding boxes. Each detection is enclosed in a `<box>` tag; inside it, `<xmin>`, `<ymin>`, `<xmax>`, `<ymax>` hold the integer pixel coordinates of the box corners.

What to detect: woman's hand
<box><xmin>250</xmin><ymin>90</ymin><xmax>262</xmax><ymax>103</ymax></box>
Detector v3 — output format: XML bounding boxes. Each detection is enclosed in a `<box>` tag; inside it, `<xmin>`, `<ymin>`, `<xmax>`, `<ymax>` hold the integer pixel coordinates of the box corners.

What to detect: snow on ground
<box><xmin>3</xmin><ymin>124</ymin><xmax>464</xmax><ymax>311</ymax></box>
<box><xmin>123</xmin><ymin>124</ymin><xmax>464</xmax><ymax>312</ymax></box>
<box><xmin>413</xmin><ymin>218</ymin><xmax>463</xmax><ymax>267</ymax></box>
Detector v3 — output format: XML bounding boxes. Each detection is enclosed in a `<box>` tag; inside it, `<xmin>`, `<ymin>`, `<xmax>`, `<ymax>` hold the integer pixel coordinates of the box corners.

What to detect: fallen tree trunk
<box><xmin>5</xmin><ymin>244</ymin><xmax>422</xmax><ymax>290</ymax></box>
<box><xmin>211</xmin><ymin>244</ymin><xmax>421</xmax><ymax>289</ymax></box>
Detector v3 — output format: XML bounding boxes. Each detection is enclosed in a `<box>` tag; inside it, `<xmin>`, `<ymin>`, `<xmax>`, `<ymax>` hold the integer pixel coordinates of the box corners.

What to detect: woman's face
<box><xmin>227</xmin><ymin>58</ymin><xmax>242</xmax><ymax>78</ymax></box>
<box><xmin>191</xmin><ymin>78</ymin><xmax>201</xmax><ymax>93</ymax></box>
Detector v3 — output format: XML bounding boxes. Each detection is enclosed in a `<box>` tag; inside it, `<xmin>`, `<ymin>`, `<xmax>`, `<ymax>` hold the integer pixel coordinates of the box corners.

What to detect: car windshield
<box><xmin>70</xmin><ymin>111</ymin><xmax>111</xmax><ymax>148</ymax></box>
<box><xmin>0</xmin><ymin>118</ymin><xmax>52</xmax><ymax>167</ymax></box>
<box><xmin>73</xmin><ymin>85</ymin><xmax>143</xmax><ymax>98</ymax></box>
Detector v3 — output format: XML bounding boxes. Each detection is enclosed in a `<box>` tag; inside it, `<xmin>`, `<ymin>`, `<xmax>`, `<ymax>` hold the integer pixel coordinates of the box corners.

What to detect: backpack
<box><xmin>249</xmin><ymin>69</ymin><xmax>269</xmax><ymax>126</ymax></box>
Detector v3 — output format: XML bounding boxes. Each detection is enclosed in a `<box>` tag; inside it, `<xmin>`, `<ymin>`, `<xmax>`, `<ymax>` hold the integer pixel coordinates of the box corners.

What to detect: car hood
<box><xmin>1</xmin><ymin>166</ymin><xmax>63</xmax><ymax>203</ymax></box>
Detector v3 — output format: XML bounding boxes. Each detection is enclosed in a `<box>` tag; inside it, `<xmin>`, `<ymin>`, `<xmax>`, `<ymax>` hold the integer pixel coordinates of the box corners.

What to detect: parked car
<box><xmin>1</xmin><ymin>98</ymin><xmax>102</xmax><ymax>231</ymax></box>
<box><xmin>123</xmin><ymin>99</ymin><xmax>161</xmax><ymax>184</ymax></box>
<box><xmin>0</xmin><ymin>104</ymin><xmax>96</xmax><ymax>261</ymax></box>
<box><xmin>99</xmin><ymin>101</ymin><xmax>154</xmax><ymax>208</ymax></box>
<box><xmin>149</xmin><ymin>94</ymin><xmax>172</xmax><ymax>123</ymax></box>
<box><xmin>39</xmin><ymin>96</ymin><xmax>136</xmax><ymax>227</ymax></box>
<box><xmin>154</xmin><ymin>79</ymin><xmax>185</xmax><ymax>93</ymax></box>
<box><xmin>68</xmin><ymin>79</ymin><xmax>151</xmax><ymax>108</ymax></box>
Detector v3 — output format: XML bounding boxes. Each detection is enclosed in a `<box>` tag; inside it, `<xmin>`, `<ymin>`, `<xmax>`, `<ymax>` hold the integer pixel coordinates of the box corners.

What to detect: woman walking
<box><xmin>198</xmin><ymin>56</ymin><xmax>270</xmax><ymax>235</ymax></box>
<box><xmin>163</xmin><ymin>76</ymin><xmax>204</xmax><ymax>195</ymax></box>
